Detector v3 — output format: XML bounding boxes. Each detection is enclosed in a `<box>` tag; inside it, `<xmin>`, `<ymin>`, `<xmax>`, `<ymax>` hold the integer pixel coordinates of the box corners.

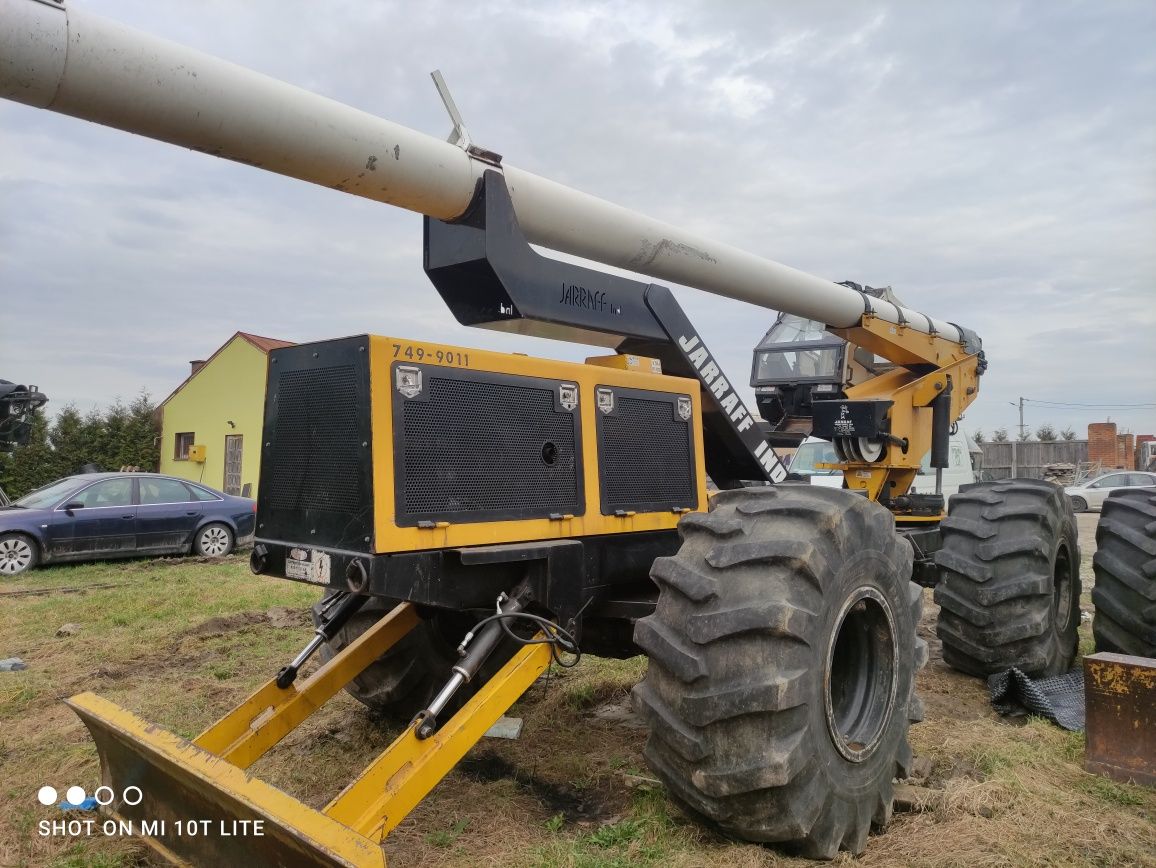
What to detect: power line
<box><xmin>1023</xmin><ymin>398</ymin><xmax>1156</xmax><ymax>409</ymax></box>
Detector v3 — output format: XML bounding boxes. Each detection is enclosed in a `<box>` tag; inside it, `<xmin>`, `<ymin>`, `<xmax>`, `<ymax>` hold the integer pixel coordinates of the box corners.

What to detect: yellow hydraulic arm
<box><xmin>68</xmin><ymin>603</ymin><xmax>553</xmax><ymax>867</ymax></box>
<box><xmin>821</xmin><ymin>312</ymin><xmax>984</xmax><ymax>512</ymax></box>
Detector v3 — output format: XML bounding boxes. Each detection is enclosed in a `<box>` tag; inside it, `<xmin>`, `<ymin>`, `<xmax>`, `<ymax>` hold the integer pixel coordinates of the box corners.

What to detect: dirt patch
<box><xmin>184</xmin><ymin>611</ymin><xmax>269</xmax><ymax>638</ymax></box>
<box><xmin>73</xmin><ymin>609</ymin><xmax>312</xmax><ymax>688</ymax></box>
<box><xmin>266</xmin><ymin>606</ymin><xmax>311</xmax><ymax>629</ymax></box>
<box><xmin>180</xmin><ymin>607</ymin><xmax>309</xmax><ymax>639</ymax></box>
<box><xmin>91</xmin><ymin>665</ymin><xmax>127</xmax><ymax>680</ymax></box>
<box><xmin>457</xmin><ymin>751</ymin><xmax>627</xmax><ymax>825</ymax></box>
<box><xmin>591</xmin><ymin>699</ymin><xmax>647</xmax><ymax>729</ymax></box>
<box><xmin>915</xmin><ymin>589</ymin><xmax>994</xmax><ymax>724</ymax></box>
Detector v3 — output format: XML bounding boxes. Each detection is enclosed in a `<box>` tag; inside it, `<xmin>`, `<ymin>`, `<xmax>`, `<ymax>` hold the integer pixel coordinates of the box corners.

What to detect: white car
<box><xmin>1064</xmin><ymin>471</ymin><xmax>1156</xmax><ymax>512</ymax></box>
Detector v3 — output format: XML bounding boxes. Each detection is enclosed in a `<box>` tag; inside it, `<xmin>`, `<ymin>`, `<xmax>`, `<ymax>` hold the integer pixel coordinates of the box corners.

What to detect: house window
<box><xmin>174</xmin><ymin>432</ymin><xmax>195</xmax><ymax>460</ymax></box>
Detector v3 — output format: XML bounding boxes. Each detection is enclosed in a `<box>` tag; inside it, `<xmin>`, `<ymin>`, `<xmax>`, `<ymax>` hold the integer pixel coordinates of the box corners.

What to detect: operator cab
<box><xmin>751</xmin><ymin>284</ymin><xmax>902</xmax><ymax>448</ymax></box>
<box><xmin>751</xmin><ymin>315</ymin><xmax>845</xmax><ymax>446</ymax></box>
<box><xmin>753</xmin><ymin>285</ymin><xmax>906</xmax><ymax>448</ymax></box>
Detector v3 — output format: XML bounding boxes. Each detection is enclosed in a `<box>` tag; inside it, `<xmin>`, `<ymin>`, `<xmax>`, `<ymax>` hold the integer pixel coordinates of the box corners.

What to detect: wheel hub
<box><xmin>1052</xmin><ymin>544</ymin><xmax>1074</xmax><ymax>633</ymax></box>
<box><xmin>824</xmin><ymin>586</ymin><xmax>899</xmax><ymax>763</ymax></box>
<box><xmin>202</xmin><ymin>529</ymin><xmax>229</xmax><ymax>555</ymax></box>
<box><xmin>0</xmin><ymin>539</ymin><xmax>32</xmax><ymax>573</ymax></box>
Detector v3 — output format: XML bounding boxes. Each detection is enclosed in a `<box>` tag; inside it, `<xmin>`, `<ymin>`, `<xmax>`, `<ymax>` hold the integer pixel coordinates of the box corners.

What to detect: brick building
<box><xmin>1087</xmin><ymin>421</ymin><xmax>1136</xmax><ymax>470</ymax></box>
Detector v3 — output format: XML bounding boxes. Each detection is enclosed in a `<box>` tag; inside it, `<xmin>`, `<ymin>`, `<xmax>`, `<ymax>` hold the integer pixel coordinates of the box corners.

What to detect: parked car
<box><xmin>0</xmin><ymin>473</ymin><xmax>256</xmax><ymax>577</ymax></box>
<box><xmin>1064</xmin><ymin>471</ymin><xmax>1156</xmax><ymax>513</ymax></box>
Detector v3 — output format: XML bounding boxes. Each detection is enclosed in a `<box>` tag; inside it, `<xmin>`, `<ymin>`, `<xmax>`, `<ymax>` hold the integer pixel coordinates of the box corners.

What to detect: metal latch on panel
<box><xmin>559</xmin><ymin>383</ymin><xmax>578</xmax><ymax>412</ymax></box>
<box><xmin>596</xmin><ymin>388</ymin><xmax>614</xmax><ymax>415</ymax></box>
<box><xmin>396</xmin><ymin>365</ymin><xmax>422</xmax><ymax>398</ymax></box>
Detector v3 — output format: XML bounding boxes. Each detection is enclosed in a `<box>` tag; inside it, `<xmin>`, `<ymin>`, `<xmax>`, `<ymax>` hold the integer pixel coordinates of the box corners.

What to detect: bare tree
<box><xmin>1061</xmin><ymin>427</ymin><xmax>1077</xmax><ymax>441</ymax></box>
<box><xmin>1036</xmin><ymin>423</ymin><xmax>1057</xmax><ymax>442</ymax></box>
<box><xmin>992</xmin><ymin>428</ymin><xmax>1009</xmax><ymax>442</ymax></box>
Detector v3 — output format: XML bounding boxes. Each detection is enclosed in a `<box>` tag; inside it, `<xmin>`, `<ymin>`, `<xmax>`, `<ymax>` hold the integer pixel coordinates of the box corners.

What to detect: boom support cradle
<box><xmin>425</xmin><ymin>170</ymin><xmax>790</xmax><ymax>488</ymax></box>
<box><xmin>67</xmin><ymin>603</ymin><xmax>552</xmax><ymax>867</ymax></box>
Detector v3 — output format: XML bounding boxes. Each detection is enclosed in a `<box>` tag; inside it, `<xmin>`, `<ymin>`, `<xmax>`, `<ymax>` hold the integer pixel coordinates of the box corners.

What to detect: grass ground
<box><xmin>1</xmin><ymin>513</ymin><xmax>1153</xmax><ymax>867</ymax></box>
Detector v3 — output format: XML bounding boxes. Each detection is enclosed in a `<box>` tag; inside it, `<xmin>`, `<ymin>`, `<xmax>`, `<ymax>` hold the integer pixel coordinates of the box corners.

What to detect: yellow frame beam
<box><xmin>67</xmin><ymin>602</ymin><xmax>555</xmax><ymax>867</ymax></box>
<box><xmin>193</xmin><ymin>601</ymin><xmax>421</xmax><ymax>768</ymax></box>
<box><xmin>325</xmin><ymin>639</ymin><xmax>553</xmax><ymax>839</ymax></box>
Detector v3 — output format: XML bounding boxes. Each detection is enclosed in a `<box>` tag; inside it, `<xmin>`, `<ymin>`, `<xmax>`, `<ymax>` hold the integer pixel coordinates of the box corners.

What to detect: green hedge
<box><xmin>0</xmin><ymin>392</ymin><xmax>159</xmax><ymax>499</ymax></box>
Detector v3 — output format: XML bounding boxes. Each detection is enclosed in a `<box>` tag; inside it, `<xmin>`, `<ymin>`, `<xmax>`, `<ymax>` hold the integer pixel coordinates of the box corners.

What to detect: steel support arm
<box><xmin>424</xmin><ymin>171</ymin><xmax>789</xmax><ymax>486</ymax></box>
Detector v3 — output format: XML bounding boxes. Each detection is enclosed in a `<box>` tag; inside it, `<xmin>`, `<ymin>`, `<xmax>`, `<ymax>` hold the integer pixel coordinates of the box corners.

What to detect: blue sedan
<box><xmin>0</xmin><ymin>473</ymin><xmax>256</xmax><ymax>577</ymax></box>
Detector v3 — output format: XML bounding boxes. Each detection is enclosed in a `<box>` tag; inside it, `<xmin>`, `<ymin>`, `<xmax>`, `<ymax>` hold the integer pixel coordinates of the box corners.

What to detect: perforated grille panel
<box><xmin>395</xmin><ymin>368</ymin><xmax>582</xmax><ymax>524</ymax></box>
<box><xmin>598</xmin><ymin>391</ymin><xmax>695</xmax><ymax>514</ymax></box>
<box><xmin>265</xmin><ymin>367</ymin><xmax>363</xmax><ymax>512</ymax></box>
<box><xmin>257</xmin><ymin>338</ymin><xmax>374</xmax><ymax>553</ymax></box>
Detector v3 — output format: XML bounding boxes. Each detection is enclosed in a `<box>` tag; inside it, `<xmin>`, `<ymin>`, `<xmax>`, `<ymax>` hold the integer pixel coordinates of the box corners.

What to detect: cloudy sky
<box><xmin>2</xmin><ymin>0</ymin><xmax>1153</xmax><ymax>441</ymax></box>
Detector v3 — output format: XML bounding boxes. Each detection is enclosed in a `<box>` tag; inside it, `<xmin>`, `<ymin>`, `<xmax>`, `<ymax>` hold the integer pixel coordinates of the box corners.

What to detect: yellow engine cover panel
<box><xmin>368</xmin><ymin>336</ymin><xmax>706</xmax><ymax>553</ymax></box>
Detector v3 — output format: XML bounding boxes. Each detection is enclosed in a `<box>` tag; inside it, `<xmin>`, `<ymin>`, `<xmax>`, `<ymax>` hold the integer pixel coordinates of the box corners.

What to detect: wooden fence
<box><xmin>979</xmin><ymin>440</ymin><xmax>1089</xmax><ymax>480</ymax></box>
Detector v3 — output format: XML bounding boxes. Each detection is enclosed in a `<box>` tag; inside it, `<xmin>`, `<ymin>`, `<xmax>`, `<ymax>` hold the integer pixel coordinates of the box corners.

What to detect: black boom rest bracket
<box><xmin>423</xmin><ymin>170</ymin><xmax>788</xmax><ymax>488</ymax></box>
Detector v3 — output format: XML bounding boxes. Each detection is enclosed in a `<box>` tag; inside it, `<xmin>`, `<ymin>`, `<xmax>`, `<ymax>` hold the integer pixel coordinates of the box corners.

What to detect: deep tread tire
<box><xmin>1091</xmin><ymin>488</ymin><xmax>1156</xmax><ymax>657</ymax></box>
<box><xmin>934</xmin><ymin>479</ymin><xmax>1080</xmax><ymax>678</ymax></box>
<box><xmin>632</xmin><ymin>486</ymin><xmax>924</xmax><ymax>859</ymax></box>
<box><xmin>313</xmin><ymin>595</ymin><xmax>456</xmax><ymax>719</ymax></box>
<box><xmin>312</xmin><ymin>595</ymin><xmax>514</xmax><ymax>720</ymax></box>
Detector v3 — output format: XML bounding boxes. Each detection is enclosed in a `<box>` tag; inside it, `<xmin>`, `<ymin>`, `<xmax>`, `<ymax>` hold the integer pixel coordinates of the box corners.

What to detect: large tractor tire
<box><xmin>632</xmin><ymin>486</ymin><xmax>924</xmax><ymax>859</ymax></box>
<box><xmin>1091</xmin><ymin>488</ymin><xmax>1156</xmax><ymax>657</ymax></box>
<box><xmin>934</xmin><ymin>479</ymin><xmax>1080</xmax><ymax>678</ymax></box>
<box><xmin>312</xmin><ymin>595</ymin><xmax>509</xmax><ymax>720</ymax></box>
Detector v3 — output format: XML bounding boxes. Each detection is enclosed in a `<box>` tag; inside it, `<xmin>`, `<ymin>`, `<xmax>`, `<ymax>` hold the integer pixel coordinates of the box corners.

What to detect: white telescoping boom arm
<box><xmin>0</xmin><ymin>0</ymin><xmax>967</xmax><ymax>344</ymax></box>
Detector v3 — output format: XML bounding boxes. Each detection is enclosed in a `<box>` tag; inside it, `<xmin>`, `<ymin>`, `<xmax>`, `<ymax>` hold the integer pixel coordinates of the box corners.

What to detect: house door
<box><xmin>224</xmin><ymin>434</ymin><xmax>243</xmax><ymax>495</ymax></box>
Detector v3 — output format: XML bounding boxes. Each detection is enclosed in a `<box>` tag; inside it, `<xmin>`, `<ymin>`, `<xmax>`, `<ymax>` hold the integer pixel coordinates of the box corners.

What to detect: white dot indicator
<box><xmin>37</xmin><ymin>786</ymin><xmax>58</xmax><ymax>806</ymax></box>
<box><xmin>65</xmin><ymin>786</ymin><xmax>86</xmax><ymax>805</ymax></box>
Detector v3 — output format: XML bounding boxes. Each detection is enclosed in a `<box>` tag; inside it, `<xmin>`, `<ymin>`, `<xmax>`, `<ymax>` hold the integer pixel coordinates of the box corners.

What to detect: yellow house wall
<box><xmin>159</xmin><ymin>337</ymin><xmax>268</xmax><ymax>496</ymax></box>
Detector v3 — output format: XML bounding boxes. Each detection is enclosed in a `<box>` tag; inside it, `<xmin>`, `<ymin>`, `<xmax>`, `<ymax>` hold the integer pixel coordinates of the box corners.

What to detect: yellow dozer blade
<box><xmin>68</xmin><ymin>692</ymin><xmax>385</xmax><ymax>868</ymax></box>
<box><xmin>66</xmin><ymin>602</ymin><xmax>553</xmax><ymax>867</ymax></box>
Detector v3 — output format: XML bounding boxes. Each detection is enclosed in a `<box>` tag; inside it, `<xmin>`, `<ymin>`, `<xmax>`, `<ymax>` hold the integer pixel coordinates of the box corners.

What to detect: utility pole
<box><xmin>1018</xmin><ymin>397</ymin><xmax>1026</xmax><ymax>441</ymax></box>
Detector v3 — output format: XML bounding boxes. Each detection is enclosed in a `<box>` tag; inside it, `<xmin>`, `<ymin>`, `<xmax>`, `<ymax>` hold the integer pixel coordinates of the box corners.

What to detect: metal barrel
<box><xmin>1</xmin><ymin>0</ymin><xmax>965</xmax><ymax>343</ymax></box>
